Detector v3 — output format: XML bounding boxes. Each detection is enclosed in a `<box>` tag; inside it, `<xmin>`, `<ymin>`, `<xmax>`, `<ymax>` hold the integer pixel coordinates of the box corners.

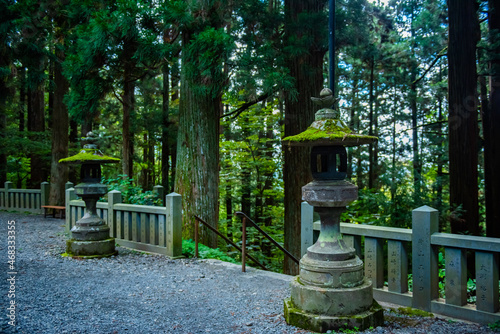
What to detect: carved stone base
<box><xmin>66</xmin><ymin>238</ymin><xmax>116</xmax><ymax>258</ymax></box>
<box><xmin>284</xmin><ymin>296</ymin><xmax>384</xmax><ymax>332</ymax></box>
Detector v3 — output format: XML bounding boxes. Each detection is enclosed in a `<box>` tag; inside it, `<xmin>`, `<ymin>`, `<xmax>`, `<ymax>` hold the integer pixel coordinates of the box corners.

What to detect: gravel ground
<box><xmin>0</xmin><ymin>212</ymin><xmax>497</xmax><ymax>334</ymax></box>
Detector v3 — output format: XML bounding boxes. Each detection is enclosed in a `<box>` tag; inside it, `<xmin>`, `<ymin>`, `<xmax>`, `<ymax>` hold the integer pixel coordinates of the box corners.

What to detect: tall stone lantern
<box><xmin>283</xmin><ymin>88</ymin><xmax>384</xmax><ymax>332</ymax></box>
<box><xmin>60</xmin><ymin>132</ymin><xmax>120</xmax><ymax>258</ymax></box>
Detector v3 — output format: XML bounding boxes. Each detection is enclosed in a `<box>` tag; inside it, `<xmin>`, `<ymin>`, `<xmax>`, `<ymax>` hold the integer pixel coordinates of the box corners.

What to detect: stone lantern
<box><xmin>60</xmin><ymin>132</ymin><xmax>120</xmax><ymax>258</ymax></box>
<box><xmin>283</xmin><ymin>88</ymin><xmax>384</xmax><ymax>332</ymax></box>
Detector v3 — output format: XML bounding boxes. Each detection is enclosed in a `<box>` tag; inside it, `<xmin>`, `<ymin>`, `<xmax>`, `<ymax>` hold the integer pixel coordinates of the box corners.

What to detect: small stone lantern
<box><xmin>60</xmin><ymin>132</ymin><xmax>120</xmax><ymax>258</ymax></box>
<box><xmin>283</xmin><ymin>88</ymin><xmax>384</xmax><ymax>332</ymax></box>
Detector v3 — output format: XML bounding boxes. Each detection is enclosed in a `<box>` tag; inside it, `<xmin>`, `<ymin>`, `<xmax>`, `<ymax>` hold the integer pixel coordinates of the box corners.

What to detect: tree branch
<box><xmin>221</xmin><ymin>92</ymin><xmax>272</xmax><ymax>119</ymax></box>
<box><xmin>412</xmin><ymin>47</ymin><xmax>448</xmax><ymax>85</ymax></box>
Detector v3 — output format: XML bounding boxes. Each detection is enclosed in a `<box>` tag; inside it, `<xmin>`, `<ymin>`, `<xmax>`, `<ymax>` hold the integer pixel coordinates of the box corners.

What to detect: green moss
<box><xmin>59</xmin><ymin>149</ymin><xmax>120</xmax><ymax>164</ymax></box>
<box><xmin>394</xmin><ymin>307</ymin><xmax>434</xmax><ymax>318</ymax></box>
<box><xmin>283</xmin><ymin>119</ymin><xmax>377</xmax><ymax>146</ymax></box>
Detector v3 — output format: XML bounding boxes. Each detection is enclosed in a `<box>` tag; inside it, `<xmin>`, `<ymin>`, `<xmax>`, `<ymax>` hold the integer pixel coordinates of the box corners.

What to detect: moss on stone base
<box><xmin>62</xmin><ymin>251</ymin><xmax>117</xmax><ymax>259</ymax></box>
<box><xmin>284</xmin><ymin>298</ymin><xmax>384</xmax><ymax>333</ymax></box>
<box><xmin>394</xmin><ymin>307</ymin><xmax>434</xmax><ymax>318</ymax></box>
<box><xmin>66</xmin><ymin>238</ymin><xmax>116</xmax><ymax>258</ymax></box>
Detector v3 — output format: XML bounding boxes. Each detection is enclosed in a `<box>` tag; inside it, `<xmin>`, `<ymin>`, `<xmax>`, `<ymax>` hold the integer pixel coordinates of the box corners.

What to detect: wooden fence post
<box><xmin>65</xmin><ymin>187</ymin><xmax>77</xmax><ymax>233</ymax></box>
<box><xmin>166</xmin><ymin>192</ymin><xmax>182</xmax><ymax>258</ymax></box>
<box><xmin>40</xmin><ymin>182</ymin><xmax>49</xmax><ymax>209</ymax></box>
<box><xmin>365</xmin><ymin>237</ymin><xmax>385</xmax><ymax>288</ymax></box>
<box><xmin>108</xmin><ymin>190</ymin><xmax>122</xmax><ymax>239</ymax></box>
<box><xmin>412</xmin><ymin>205</ymin><xmax>439</xmax><ymax>311</ymax></box>
<box><xmin>301</xmin><ymin>201</ymin><xmax>314</xmax><ymax>258</ymax></box>
<box><xmin>153</xmin><ymin>185</ymin><xmax>165</xmax><ymax>205</ymax></box>
<box><xmin>4</xmin><ymin>181</ymin><xmax>12</xmax><ymax>209</ymax></box>
<box><xmin>65</xmin><ymin>181</ymin><xmax>74</xmax><ymax>190</ymax></box>
<box><xmin>476</xmin><ymin>251</ymin><xmax>499</xmax><ymax>313</ymax></box>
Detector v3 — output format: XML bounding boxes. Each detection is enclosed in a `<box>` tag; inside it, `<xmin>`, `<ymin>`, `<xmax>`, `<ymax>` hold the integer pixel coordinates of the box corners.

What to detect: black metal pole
<box><xmin>329</xmin><ymin>0</ymin><xmax>335</xmax><ymax>96</ymax></box>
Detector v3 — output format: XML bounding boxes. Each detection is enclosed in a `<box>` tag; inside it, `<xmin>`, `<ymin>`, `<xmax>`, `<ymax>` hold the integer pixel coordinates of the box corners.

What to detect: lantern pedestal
<box><xmin>66</xmin><ymin>182</ymin><xmax>116</xmax><ymax>257</ymax></box>
<box><xmin>282</xmin><ymin>90</ymin><xmax>383</xmax><ymax>332</ymax></box>
<box><xmin>283</xmin><ymin>180</ymin><xmax>383</xmax><ymax>332</ymax></box>
<box><xmin>60</xmin><ymin>132</ymin><xmax>120</xmax><ymax>258</ymax></box>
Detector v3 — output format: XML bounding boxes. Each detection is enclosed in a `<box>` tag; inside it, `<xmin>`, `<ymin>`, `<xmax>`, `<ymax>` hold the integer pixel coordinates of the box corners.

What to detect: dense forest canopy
<box><xmin>1</xmin><ymin>0</ymin><xmax>499</xmax><ymax>273</ymax></box>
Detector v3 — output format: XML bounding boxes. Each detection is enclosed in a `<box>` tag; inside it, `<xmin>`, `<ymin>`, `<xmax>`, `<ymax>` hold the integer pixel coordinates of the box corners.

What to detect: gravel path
<box><xmin>0</xmin><ymin>212</ymin><xmax>496</xmax><ymax>334</ymax></box>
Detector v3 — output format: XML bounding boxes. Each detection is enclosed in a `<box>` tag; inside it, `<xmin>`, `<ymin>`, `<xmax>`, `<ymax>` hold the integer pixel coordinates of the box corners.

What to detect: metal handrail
<box><xmin>234</xmin><ymin>211</ymin><xmax>300</xmax><ymax>271</ymax></box>
<box><xmin>193</xmin><ymin>215</ymin><xmax>267</xmax><ymax>272</ymax></box>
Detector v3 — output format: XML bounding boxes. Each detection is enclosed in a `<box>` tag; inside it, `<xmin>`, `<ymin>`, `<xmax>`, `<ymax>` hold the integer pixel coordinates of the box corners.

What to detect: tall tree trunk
<box><xmin>140</xmin><ymin>133</ymin><xmax>149</xmax><ymax>189</ymax></box>
<box><xmin>447</xmin><ymin>0</ymin><xmax>479</xmax><ymax>236</ymax></box>
<box><xmin>410</xmin><ymin>70</ymin><xmax>421</xmax><ymax>204</ymax></box>
<box><xmin>223</xmin><ymin>118</ymin><xmax>233</xmax><ymax>238</ymax></box>
<box><xmin>485</xmin><ymin>0</ymin><xmax>500</xmax><ymax>237</ymax></box>
<box><xmin>148</xmin><ymin>134</ymin><xmax>155</xmax><ymax>187</ymax></box>
<box><xmin>122</xmin><ymin>57</ymin><xmax>135</xmax><ymax>178</ymax></box>
<box><xmin>0</xmin><ymin>56</ymin><xmax>8</xmax><ymax>185</ymax></box>
<box><xmin>174</xmin><ymin>24</ymin><xmax>224</xmax><ymax>248</ymax></box>
<box><xmin>263</xmin><ymin>119</ymin><xmax>276</xmax><ymax>226</ymax></box>
<box><xmin>48</xmin><ymin>37</ymin><xmax>69</xmax><ymax>206</ymax></box>
<box><xmin>48</xmin><ymin>53</ymin><xmax>54</xmax><ymax>129</ymax></box>
<box><xmin>368</xmin><ymin>58</ymin><xmax>377</xmax><ymax>189</ymax></box>
<box><xmin>68</xmin><ymin>117</ymin><xmax>78</xmax><ymax>183</ymax></box>
<box><xmin>436</xmin><ymin>64</ymin><xmax>445</xmax><ymax>214</ymax></box>
<box><xmin>28</xmin><ymin>60</ymin><xmax>47</xmax><ymax>188</ymax></box>
<box><xmin>19</xmin><ymin>66</ymin><xmax>26</xmax><ymax>133</ymax></box>
<box><xmin>391</xmin><ymin>89</ymin><xmax>397</xmax><ymax>202</ymax></box>
<box><xmin>161</xmin><ymin>64</ymin><xmax>170</xmax><ymax>191</ymax></box>
<box><xmin>347</xmin><ymin>76</ymin><xmax>358</xmax><ymax>180</ymax></box>
<box><xmin>283</xmin><ymin>0</ymin><xmax>327</xmax><ymax>275</ymax></box>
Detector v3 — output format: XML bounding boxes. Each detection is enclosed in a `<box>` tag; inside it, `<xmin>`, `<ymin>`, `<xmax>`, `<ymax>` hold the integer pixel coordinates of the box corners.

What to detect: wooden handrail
<box><xmin>235</xmin><ymin>211</ymin><xmax>300</xmax><ymax>265</ymax></box>
<box><xmin>193</xmin><ymin>215</ymin><xmax>268</xmax><ymax>272</ymax></box>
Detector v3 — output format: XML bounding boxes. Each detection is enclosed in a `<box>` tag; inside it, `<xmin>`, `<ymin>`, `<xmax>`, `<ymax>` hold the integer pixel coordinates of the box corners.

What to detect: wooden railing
<box><xmin>0</xmin><ymin>181</ymin><xmax>49</xmax><ymax>214</ymax></box>
<box><xmin>66</xmin><ymin>187</ymin><xmax>182</xmax><ymax>258</ymax></box>
<box><xmin>302</xmin><ymin>203</ymin><xmax>500</xmax><ymax>325</ymax></box>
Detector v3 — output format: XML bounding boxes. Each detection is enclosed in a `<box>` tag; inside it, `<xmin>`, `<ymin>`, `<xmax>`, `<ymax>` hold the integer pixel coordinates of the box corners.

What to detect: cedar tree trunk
<box><xmin>447</xmin><ymin>0</ymin><xmax>480</xmax><ymax>235</ymax></box>
<box><xmin>283</xmin><ymin>0</ymin><xmax>327</xmax><ymax>275</ymax></box>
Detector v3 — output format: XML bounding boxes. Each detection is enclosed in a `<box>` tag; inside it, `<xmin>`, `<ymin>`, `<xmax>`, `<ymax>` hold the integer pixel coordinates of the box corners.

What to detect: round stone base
<box><xmin>284</xmin><ymin>297</ymin><xmax>384</xmax><ymax>332</ymax></box>
<box><xmin>71</xmin><ymin>223</ymin><xmax>110</xmax><ymax>241</ymax></box>
<box><xmin>290</xmin><ymin>276</ymin><xmax>374</xmax><ymax>316</ymax></box>
<box><xmin>66</xmin><ymin>238</ymin><xmax>116</xmax><ymax>258</ymax></box>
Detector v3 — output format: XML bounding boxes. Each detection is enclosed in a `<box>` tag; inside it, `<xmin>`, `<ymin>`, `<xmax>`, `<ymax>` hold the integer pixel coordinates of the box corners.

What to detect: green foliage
<box><xmin>102</xmin><ymin>176</ymin><xmax>162</xmax><ymax>206</ymax></box>
<box><xmin>184</xmin><ymin>27</ymin><xmax>234</xmax><ymax>98</ymax></box>
<box><xmin>182</xmin><ymin>239</ymin><xmax>239</xmax><ymax>264</ymax></box>
<box><xmin>394</xmin><ymin>307</ymin><xmax>433</xmax><ymax>318</ymax></box>
<box><xmin>488</xmin><ymin>320</ymin><xmax>500</xmax><ymax>331</ymax></box>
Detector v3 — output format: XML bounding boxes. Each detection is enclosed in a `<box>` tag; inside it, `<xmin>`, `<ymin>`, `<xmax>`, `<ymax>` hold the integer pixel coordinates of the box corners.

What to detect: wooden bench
<box><xmin>42</xmin><ymin>205</ymin><xmax>66</xmax><ymax>219</ymax></box>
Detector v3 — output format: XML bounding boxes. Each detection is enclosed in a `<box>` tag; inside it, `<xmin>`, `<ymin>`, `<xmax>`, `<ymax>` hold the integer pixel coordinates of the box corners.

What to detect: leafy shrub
<box><xmin>182</xmin><ymin>239</ymin><xmax>239</xmax><ymax>264</ymax></box>
<box><xmin>101</xmin><ymin>176</ymin><xmax>162</xmax><ymax>206</ymax></box>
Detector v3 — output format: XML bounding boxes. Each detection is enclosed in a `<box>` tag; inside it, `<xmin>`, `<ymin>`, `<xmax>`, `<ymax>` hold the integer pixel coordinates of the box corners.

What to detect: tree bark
<box><xmin>121</xmin><ymin>39</ymin><xmax>136</xmax><ymax>178</ymax></box>
<box><xmin>48</xmin><ymin>39</ymin><xmax>69</xmax><ymax>206</ymax></box>
<box><xmin>161</xmin><ymin>64</ymin><xmax>170</xmax><ymax>191</ymax></box>
<box><xmin>447</xmin><ymin>0</ymin><xmax>479</xmax><ymax>235</ymax></box>
<box><xmin>19</xmin><ymin>66</ymin><xmax>26</xmax><ymax>133</ymax></box>
<box><xmin>174</xmin><ymin>22</ymin><xmax>224</xmax><ymax>248</ymax></box>
<box><xmin>283</xmin><ymin>0</ymin><xmax>327</xmax><ymax>275</ymax></box>
<box><xmin>485</xmin><ymin>0</ymin><xmax>500</xmax><ymax>237</ymax></box>
<box><xmin>0</xmin><ymin>54</ymin><xmax>7</xmax><ymax>185</ymax></box>
<box><xmin>27</xmin><ymin>60</ymin><xmax>47</xmax><ymax>188</ymax></box>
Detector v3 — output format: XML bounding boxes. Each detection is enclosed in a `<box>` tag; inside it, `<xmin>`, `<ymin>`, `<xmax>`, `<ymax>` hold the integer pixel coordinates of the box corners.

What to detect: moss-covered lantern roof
<box><xmin>282</xmin><ymin>89</ymin><xmax>378</xmax><ymax>147</ymax></box>
<box><xmin>59</xmin><ymin>149</ymin><xmax>120</xmax><ymax>164</ymax></box>
<box><xmin>59</xmin><ymin>132</ymin><xmax>120</xmax><ymax>165</ymax></box>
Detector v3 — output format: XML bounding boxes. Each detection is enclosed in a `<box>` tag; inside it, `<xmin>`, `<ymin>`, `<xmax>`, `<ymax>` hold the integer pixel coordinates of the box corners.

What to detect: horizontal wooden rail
<box><xmin>194</xmin><ymin>215</ymin><xmax>267</xmax><ymax>272</ymax></box>
<box><xmin>235</xmin><ymin>211</ymin><xmax>300</xmax><ymax>266</ymax></box>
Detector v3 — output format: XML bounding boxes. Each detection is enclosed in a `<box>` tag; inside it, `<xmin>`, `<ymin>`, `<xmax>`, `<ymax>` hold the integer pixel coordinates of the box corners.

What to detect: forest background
<box><xmin>0</xmin><ymin>0</ymin><xmax>499</xmax><ymax>275</ymax></box>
